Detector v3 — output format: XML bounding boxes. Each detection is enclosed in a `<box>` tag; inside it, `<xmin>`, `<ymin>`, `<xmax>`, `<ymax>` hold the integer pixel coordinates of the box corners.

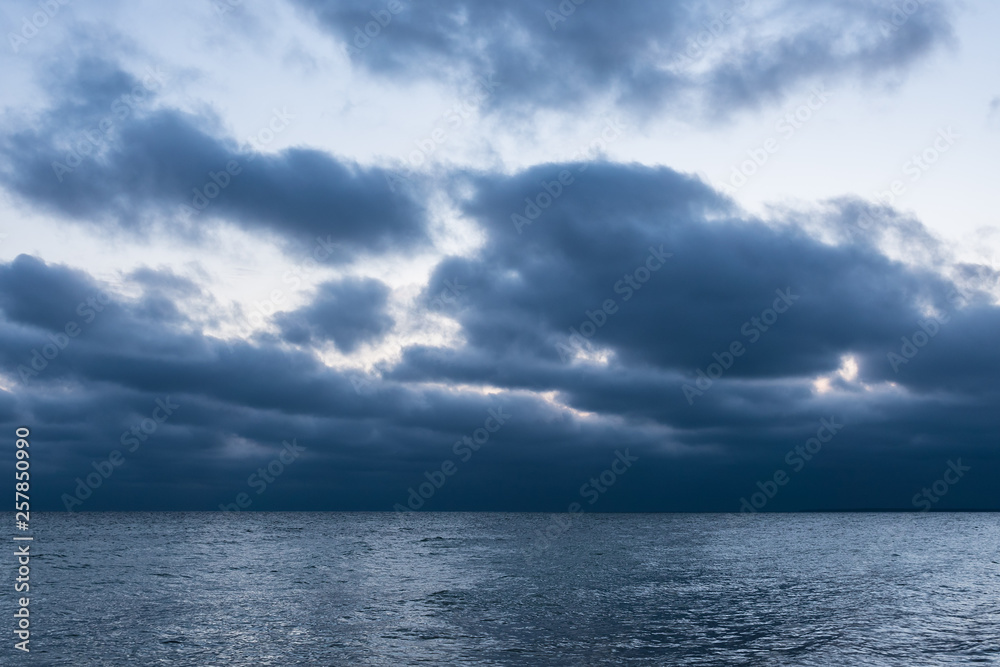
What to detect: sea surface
<box><xmin>6</xmin><ymin>512</ymin><xmax>1000</xmax><ymax>665</ymax></box>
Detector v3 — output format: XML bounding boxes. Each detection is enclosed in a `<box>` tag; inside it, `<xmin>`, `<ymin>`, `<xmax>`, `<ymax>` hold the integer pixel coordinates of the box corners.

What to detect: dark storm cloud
<box><xmin>0</xmin><ymin>58</ymin><xmax>428</xmax><ymax>257</ymax></box>
<box><xmin>394</xmin><ymin>162</ymin><xmax>966</xmax><ymax>389</ymax></box>
<box><xmin>0</xmin><ymin>3</ymin><xmax>993</xmax><ymax>514</ymax></box>
<box><xmin>379</xmin><ymin>160</ymin><xmax>999</xmax><ymax>509</ymax></box>
<box><xmin>293</xmin><ymin>0</ymin><xmax>955</xmax><ymax>119</ymax></box>
<box><xmin>0</xmin><ymin>255</ymin><xmax>679</xmax><ymax>511</ymax></box>
<box><xmin>276</xmin><ymin>277</ymin><xmax>395</xmax><ymax>352</ymax></box>
<box><xmin>2</xmin><ymin>176</ymin><xmax>999</xmax><ymax>512</ymax></box>
<box><xmin>0</xmin><ymin>254</ymin><xmax>99</xmax><ymax>332</ymax></box>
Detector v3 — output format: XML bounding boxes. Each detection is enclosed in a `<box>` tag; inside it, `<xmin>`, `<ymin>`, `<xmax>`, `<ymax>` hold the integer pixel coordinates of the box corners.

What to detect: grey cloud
<box><xmin>276</xmin><ymin>277</ymin><xmax>395</xmax><ymax>352</ymax></box>
<box><xmin>0</xmin><ymin>58</ymin><xmax>428</xmax><ymax>258</ymax></box>
<box><xmin>293</xmin><ymin>0</ymin><xmax>956</xmax><ymax>121</ymax></box>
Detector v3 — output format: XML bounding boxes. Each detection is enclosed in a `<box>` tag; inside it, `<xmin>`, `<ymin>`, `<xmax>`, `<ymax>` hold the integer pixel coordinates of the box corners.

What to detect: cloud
<box><xmin>0</xmin><ymin>255</ymin><xmax>670</xmax><ymax>511</ymax></box>
<box><xmin>1</xmin><ymin>162</ymin><xmax>998</xmax><ymax>512</ymax></box>
<box><xmin>276</xmin><ymin>277</ymin><xmax>395</xmax><ymax>352</ymax></box>
<box><xmin>397</xmin><ymin>162</ymin><xmax>955</xmax><ymax>384</ymax></box>
<box><xmin>0</xmin><ymin>7</ymin><xmax>995</xmax><ymax>512</ymax></box>
<box><xmin>294</xmin><ymin>0</ymin><xmax>956</xmax><ymax>120</ymax></box>
<box><xmin>0</xmin><ymin>254</ymin><xmax>102</xmax><ymax>332</ymax></box>
<box><xmin>384</xmin><ymin>161</ymin><xmax>999</xmax><ymax>490</ymax></box>
<box><xmin>0</xmin><ymin>57</ymin><xmax>429</xmax><ymax>257</ymax></box>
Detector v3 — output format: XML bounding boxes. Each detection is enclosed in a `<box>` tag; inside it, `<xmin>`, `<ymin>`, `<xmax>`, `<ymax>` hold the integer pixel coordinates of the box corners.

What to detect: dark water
<box><xmin>7</xmin><ymin>513</ymin><xmax>1000</xmax><ymax>665</ymax></box>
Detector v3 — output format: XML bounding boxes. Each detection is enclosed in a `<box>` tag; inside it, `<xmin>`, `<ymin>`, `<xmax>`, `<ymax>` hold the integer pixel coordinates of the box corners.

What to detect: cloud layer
<box><xmin>0</xmin><ymin>0</ymin><xmax>995</xmax><ymax>513</ymax></box>
<box><xmin>295</xmin><ymin>0</ymin><xmax>955</xmax><ymax>119</ymax></box>
<box><xmin>0</xmin><ymin>58</ymin><xmax>429</xmax><ymax>257</ymax></box>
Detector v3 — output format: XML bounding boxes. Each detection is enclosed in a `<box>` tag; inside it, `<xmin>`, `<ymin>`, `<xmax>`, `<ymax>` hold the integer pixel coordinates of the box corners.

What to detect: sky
<box><xmin>1</xmin><ymin>0</ymin><xmax>997</xmax><ymax>512</ymax></box>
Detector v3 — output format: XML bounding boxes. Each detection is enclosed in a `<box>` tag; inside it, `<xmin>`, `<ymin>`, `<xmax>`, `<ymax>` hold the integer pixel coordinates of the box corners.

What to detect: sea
<box><xmin>7</xmin><ymin>512</ymin><xmax>999</xmax><ymax>665</ymax></box>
